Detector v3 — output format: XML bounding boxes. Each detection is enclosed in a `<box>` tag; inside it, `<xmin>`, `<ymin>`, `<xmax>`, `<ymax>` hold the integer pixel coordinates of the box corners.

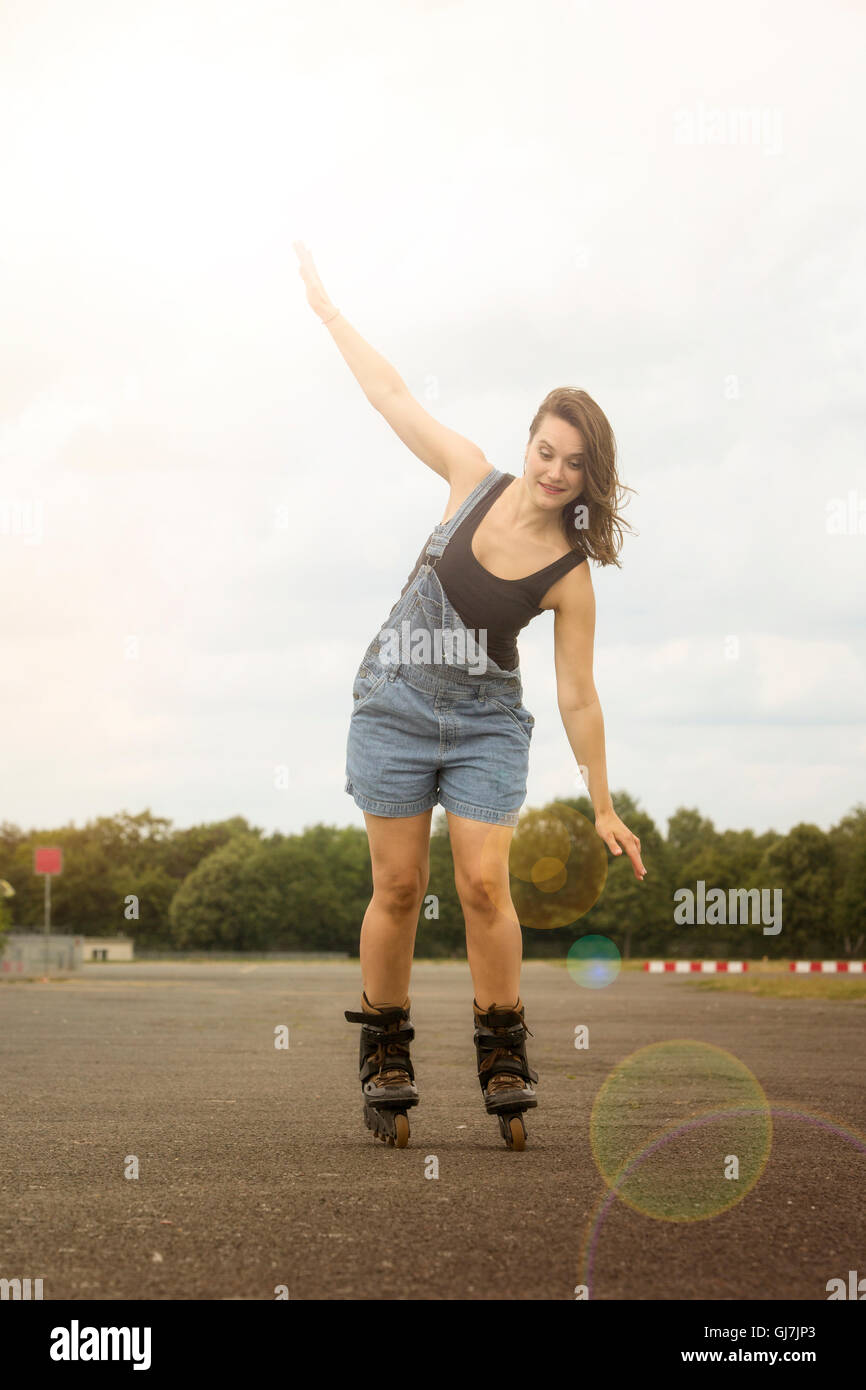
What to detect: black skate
<box><xmin>344</xmin><ymin>994</ymin><xmax>419</xmax><ymax>1148</ymax></box>
<box><xmin>473</xmin><ymin>998</ymin><xmax>538</xmax><ymax>1151</ymax></box>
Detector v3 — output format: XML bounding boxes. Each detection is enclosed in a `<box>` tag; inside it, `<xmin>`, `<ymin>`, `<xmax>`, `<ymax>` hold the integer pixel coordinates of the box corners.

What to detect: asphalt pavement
<box><xmin>1</xmin><ymin>961</ymin><xmax>863</xmax><ymax>1300</ymax></box>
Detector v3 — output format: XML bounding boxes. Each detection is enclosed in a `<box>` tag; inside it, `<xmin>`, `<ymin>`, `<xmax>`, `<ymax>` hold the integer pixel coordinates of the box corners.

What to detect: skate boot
<box><xmin>344</xmin><ymin>992</ymin><xmax>419</xmax><ymax>1148</ymax></box>
<box><xmin>473</xmin><ymin>997</ymin><xmax>538</xmax><ymax>1151</ymax></box>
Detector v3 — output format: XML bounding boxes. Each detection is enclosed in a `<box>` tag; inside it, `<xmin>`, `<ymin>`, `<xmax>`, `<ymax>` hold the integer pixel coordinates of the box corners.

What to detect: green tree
<box><xmin>169</xmin><ymin>833</ymin><xmax>271</xmax><ymax>950</ymax></box>
<box><xmin>0</xmin><ymin>893</ymin><xmax>13</xmax><ymax>945</ymax></box>
<box><xmin>575</xmin><ymin>792</ymin><xmax>670</xmax><ymax>959</ymax></box>
<box><xmin>757</xmin><ymin>824</ymin><xmax>835</xmax><ymax>957</ymax></box>
<box><xmin>110</xmin><ymin>864</ymin><xmax>182</xmax><ymax>950</ymax></box>
<box><xmin>831</xmin><ymin>804</ymin><xmax>866</xmax><ymax>956</ymax></box>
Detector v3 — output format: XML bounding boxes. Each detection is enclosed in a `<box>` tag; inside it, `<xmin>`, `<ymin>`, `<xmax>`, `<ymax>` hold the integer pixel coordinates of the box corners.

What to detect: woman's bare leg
<box><xmin>359</xmin><ymin>808</ymin><xmax>433</xmax><ymax>1005</ymax></box>
<box><xmin>446</xmin><ymin>812</ymin><xmax>521</xmax><ymax>1008</ymax></box>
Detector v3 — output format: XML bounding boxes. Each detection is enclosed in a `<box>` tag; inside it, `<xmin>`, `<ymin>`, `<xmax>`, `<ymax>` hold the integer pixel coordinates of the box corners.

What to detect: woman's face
<box><xmin>524</xmin><ymin>414</ymin><xmax>586</xmax><ymax>506</ymax></box>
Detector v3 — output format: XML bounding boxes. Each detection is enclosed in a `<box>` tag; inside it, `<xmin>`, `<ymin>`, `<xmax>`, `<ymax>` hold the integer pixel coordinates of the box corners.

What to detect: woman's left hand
<box><xmin>594</xmin><ymin>809</ymin><xmax>647</xmax><ymax>880</ymax></box>
<box><xmin>293</xmin><ymin>240</ymin><xmax>338</xmax><ymax>322</ymax></box>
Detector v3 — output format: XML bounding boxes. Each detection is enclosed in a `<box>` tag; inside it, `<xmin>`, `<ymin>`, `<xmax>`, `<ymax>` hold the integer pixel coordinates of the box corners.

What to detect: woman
<box><xmin>294</xmin><ymin>242</ymin><xmax>647</xmax><ymax>1150</ymax></box>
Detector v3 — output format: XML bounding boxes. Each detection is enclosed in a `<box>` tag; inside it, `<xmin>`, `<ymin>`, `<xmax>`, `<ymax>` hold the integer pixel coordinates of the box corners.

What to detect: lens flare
<box><xmin>480</xmin><ymin>802</ymin><xmax>606</xmax><ymax>929</ymax></box>
<box><xmin>579</xmin><ymin>1105</ymin><xmax>866</xmax><ymax>1298</ymax></box>
<box><xmin>567</xmin><ymin>935</ymin><xmax>621</xmax><ymax>988</ymax></box>
<box><xmin>589</xmin><ymin>1040</ymin><xmax>772</xmax><ymax>1221</ymax></box>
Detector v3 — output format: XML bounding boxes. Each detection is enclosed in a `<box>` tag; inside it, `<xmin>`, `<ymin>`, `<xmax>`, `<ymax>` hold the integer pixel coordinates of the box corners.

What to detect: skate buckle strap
<box><xmin>344</xmin><ymin>1006</ymin><xmax>410</xmax><ymax>1027</ymax></box>
<box><xmin>345</xmin><ymin>1016</ymin><xmax>415</xmax><ymax>1047</ymax></box>
<box><xmin>474</xmin><ymin>1020</ymin><xmax>532</xmax><ymax>1046</ymax></box>
<box><xmin>474</xmin><ymin>1014</ymin><xmax>536</xmax><ymax>1088</ymax></box>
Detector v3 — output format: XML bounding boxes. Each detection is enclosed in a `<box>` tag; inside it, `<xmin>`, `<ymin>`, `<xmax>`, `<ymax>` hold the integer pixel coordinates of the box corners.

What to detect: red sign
<box><xmin>34</xmin><ymin>847</ymin><xmax>63</xmax><ymax>875</ymax></box>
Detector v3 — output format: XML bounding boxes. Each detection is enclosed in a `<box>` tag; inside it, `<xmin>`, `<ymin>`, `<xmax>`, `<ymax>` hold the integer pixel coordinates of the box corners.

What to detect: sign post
<box><xmin>34</xmin><ymin>848</ymin><xmax>63</xmax><ymax>933</ymax></box>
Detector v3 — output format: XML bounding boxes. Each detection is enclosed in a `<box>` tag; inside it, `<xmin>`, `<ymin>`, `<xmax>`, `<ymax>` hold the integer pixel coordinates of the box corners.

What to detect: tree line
<box><xmin>1</xmin><ymin>797</ymin><xmax>864</xmax><ymax>959</ymax></box>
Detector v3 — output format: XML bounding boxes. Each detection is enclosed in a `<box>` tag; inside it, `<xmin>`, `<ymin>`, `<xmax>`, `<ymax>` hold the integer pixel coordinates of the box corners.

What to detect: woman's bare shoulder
<box><xmin>439</xmin><ymin>458</ymin><xmax>497</xmax><ymax>524</ymax></box>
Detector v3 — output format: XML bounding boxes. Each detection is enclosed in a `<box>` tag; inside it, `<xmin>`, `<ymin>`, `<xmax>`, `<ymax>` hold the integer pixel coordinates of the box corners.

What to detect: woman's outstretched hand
<box><xmin>594</xmin><ymin>808</ymin><xmax>647</xmax><ymax>880</ymax></box>
<box><xmin>292</xmin><ymin>240</ymin><xmax>339</xmax><ymax>322</ymax></box>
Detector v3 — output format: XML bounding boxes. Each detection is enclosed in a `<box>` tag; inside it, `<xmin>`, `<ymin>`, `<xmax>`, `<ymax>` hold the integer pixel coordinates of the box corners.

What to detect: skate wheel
<box><xmin>506</xmin><ymin>1114</ymin><xmax>526</xmax><ymax>1151</ymax></box>
<box><xmin>393</xmin><ymin>1112</ymin><xmax>410</xmax><ymax>1148</ymax></box>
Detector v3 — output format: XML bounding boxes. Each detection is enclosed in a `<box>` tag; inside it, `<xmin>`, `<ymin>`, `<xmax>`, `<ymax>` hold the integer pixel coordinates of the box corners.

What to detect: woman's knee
<box><xmin>455</xmin><ymin>869</ymin><xmax>505</xmax><ymax>917</ymax></box>
<box><xmin>372</xmin><ymin>864</ymin><xmax>429</xmax><ymax>914</ymax></box>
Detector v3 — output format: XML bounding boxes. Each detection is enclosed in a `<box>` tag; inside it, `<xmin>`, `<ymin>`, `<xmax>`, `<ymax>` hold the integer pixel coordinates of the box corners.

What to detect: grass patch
<box><xmin>690</xmin><ymin>975</ymin><xmax>866</xmax><ymax>1000</ymax></box>
<box><xmin>544</xmin><ymin>956</ymin><xmax>648</xmax><ymax>971</ymax></box>
<box><xmin>541</xmin><ymin>957</ymin><xmax>866</xmax><ymax>997</ymax></box>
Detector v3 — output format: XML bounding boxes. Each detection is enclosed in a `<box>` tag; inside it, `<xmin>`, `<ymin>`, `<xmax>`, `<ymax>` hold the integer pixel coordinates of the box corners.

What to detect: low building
<box><xmin>83</xmin><ymin>936</ymin><xmax>134</xmax><ymax>962</ymax></box>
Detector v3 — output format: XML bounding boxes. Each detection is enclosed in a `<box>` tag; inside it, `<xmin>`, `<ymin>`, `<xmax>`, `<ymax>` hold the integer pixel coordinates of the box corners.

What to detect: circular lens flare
<box><xmin>480</xmin><ymin>802</ymin><xmax>606</xmax><ymax>929</ymax></box>
<box><xmin>589</xmin><ymin>1040</ymin><xmax>772</xmax><ymax>1222</ymax></box>
<box><xmin>567</xmin><ymin>935</ymin><xmax>621</xmax><ymax>989</ymax></box>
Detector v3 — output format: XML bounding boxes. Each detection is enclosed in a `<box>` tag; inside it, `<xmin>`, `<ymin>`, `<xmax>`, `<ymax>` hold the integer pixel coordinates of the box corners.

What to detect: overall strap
<box><xmin>425</xmin><ymin>468</ymin><xmax>506</xmax><ymax>561</ymax></box>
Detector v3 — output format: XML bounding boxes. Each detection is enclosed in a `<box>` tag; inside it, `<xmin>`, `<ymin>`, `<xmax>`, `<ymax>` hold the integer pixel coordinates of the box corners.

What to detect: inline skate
<box><xmin>344</xmin><ymin>993</ymin><xmax>419</xmax><ymax>1148</ymax></box>
<box><xmin>473</xmin><ymin>997</ymin><xmax>538</xmax><ymax>1150</ymax></box>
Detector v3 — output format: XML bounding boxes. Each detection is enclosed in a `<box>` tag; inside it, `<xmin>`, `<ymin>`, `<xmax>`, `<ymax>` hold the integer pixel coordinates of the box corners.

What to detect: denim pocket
<box><xmin>488</xmin><ymin>694</ymin><xmax>535</xmax><ymax>742</ymax></box>
<box><xmin>351</xmin><ymin>666</ymin><xmax>388</xmax><ymax>715</ymax></box>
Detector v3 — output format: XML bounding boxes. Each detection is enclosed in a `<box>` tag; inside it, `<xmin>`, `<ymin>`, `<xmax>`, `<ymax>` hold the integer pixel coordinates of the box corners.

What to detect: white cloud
<box><xmin>1</xmin><ymin>0</ymin><xmax>864</xmax><ymax>837</ymax></box>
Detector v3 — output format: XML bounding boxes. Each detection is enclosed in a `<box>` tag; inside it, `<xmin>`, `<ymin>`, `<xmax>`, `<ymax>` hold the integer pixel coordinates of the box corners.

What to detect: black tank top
<box><xmin>399</xmin><ymin>472</ymin><xmax>587</xmax><ymax>670</ymax></box>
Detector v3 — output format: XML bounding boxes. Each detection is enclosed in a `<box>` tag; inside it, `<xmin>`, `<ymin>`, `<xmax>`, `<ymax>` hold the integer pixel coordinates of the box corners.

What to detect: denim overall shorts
<box><xmin>344</xmin><ymin>468</ymin><xmax>535</xmax><ymax>827</ymax></box>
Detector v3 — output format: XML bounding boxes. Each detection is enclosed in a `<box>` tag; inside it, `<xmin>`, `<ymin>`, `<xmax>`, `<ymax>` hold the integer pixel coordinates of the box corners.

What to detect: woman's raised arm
<box><xmin>293</xmin><ymin>241</ymin><xmax>489</xmax><ymax>485</ymax></box>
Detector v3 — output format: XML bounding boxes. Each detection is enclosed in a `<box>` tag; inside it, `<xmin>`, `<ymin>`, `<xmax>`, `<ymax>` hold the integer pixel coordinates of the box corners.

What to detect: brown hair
<box><xmin>527</xmin><ymin>387</ymin><xmax>635</xmax><ymax>567</ymax></box>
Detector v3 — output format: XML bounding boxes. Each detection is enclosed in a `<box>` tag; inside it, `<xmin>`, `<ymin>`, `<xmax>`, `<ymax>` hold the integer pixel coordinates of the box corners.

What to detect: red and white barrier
<box><xmin>643</xmin><ymin>961</ymin><xmax>748</xmax><ymax>973</ymax></box>
<box><xmin>789</xmin><ymin>961</ymin><xmax>865</xmax><ymax>973</ymax></box>
<box><xmin>642</xmin><ymin>960</ymin><xmax>865</xmax><ymax>974</ymax></box>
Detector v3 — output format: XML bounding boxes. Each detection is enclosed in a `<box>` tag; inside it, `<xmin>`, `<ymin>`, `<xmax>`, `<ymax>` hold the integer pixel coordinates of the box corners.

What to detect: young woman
<box><xmin>294</xmin><ymin>242</ymin><xmax>647</xmax><ymax>1150</ymax></box>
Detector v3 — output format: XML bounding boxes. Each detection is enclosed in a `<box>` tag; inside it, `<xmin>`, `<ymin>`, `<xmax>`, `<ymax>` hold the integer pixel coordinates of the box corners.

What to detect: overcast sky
<box><xmin>1</xmin><ymin>0</ymin><xmax>864</xmax><ymax>847</ymax></box>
